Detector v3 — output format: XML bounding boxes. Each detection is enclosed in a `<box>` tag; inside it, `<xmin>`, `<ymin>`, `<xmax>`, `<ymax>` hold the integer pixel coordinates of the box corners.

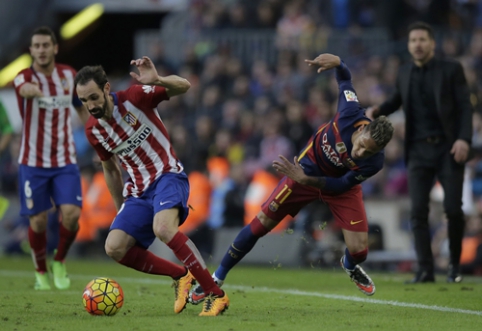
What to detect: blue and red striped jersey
<box><xmin>298</xmin><ymin>61</ymin><xmax>384</xmax><ymax>194</ymax></box>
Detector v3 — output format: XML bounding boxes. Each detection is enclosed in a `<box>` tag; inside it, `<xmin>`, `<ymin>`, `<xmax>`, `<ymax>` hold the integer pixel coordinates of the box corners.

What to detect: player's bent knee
<box><xmin>104</xmin><ymin>239</ymin><xmax>127</xmax><ymax>261</ymax></box>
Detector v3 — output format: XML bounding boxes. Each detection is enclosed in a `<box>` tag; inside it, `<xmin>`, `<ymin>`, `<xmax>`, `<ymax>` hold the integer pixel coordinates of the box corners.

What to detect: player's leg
<box><xmin>106</xmin><ymin>198</ymin><xmax>187</xmax><ymax>280</ymax></box>
<box><xmin>50</xmin><ymin>165</ymin><xmax>82</xmax><ymax>289</ymax></box>
<box><xmin>18</xmin><ymin>165</ymin><xmax>53</xmax><ymax>290</ymax></box>
<box><xmin>190</xmin><ymin>176</ymin><xmax>317</xmax><ymax>305</ymax></box>
<box><xmin>437</xmin><ymin>153</ymin><xmax>465</xmax><ymax>283</ymax></box>
<box><xmin>324</xmin><ymin>185</ymin><xmax>375</xmax><ymax>295</ymax></box>
<box><xmin>340</xmin><ymin>229</ymin><xmax>375</xmax><ymax>295</ymax></box>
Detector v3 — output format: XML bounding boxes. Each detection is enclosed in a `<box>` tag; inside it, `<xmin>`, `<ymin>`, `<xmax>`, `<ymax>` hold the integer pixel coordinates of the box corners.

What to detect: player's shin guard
<box><xmin>215</xmin><ymin>217</ymin><xmax>269</xmax><ymax>280</ymax></box>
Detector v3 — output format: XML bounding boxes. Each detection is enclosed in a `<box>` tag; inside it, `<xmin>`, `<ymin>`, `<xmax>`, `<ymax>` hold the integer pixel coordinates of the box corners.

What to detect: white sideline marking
<box><xmin>1</xmin><ymin>270</ymin><xmax>481</xmax><ymax>316</ymax></box>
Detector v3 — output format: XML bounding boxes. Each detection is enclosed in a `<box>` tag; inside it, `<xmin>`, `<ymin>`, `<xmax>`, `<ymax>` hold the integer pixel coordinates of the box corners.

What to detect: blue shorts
<box><xmin>110</xmin><ymin>172</ymin><xmax>190</xmax><ymax>249</ymax></box>
<box><xmin>18</xmin><ymin>164</ymin><xmax>82</xmax><ymax>216</ymax></box>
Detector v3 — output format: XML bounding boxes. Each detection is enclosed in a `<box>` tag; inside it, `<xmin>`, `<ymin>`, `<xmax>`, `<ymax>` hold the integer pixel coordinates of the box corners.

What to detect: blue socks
<box><xmin>215</xmin><ymin>224</ymin><xmax>261</xmax><ymax>280</ymax></box>
<box><xmin>343</xmin><ymin>247</ymin><xmax>357</xmax><ymax>270</ymax></box>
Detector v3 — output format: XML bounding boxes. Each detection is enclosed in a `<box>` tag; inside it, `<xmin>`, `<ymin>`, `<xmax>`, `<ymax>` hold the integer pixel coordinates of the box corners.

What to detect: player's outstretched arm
<box><xmin>273</xmin><ymin>155</ymin><xmax>328</xmax><ymax>189</ymax></box>
<box><xmin>101</xmin><ymin>156</ymin><xmax>124</xmax><ymax>211</ymax></box>
<box><xmin>305</xmin><ymin>54</ymin><xmax>341</xmax><ymax>73</ymax></box>
<box><xmin>129</xmin><ymin>56</ymin><xmax>190</xmax><ymax>97</ymax></box>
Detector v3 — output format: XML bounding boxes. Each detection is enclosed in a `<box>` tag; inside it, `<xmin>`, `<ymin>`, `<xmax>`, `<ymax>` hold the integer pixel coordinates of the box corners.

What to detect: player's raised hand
<box><xmin>129</xmin><ymin>56</ymin><xmax>159</xmax><ymax>85</ymax></box>
<box><xmin>305</xmin><ymin>54</ymin><xmax>341</xmax><ymax>73</ymax></box>
<box><xmin>273</xmin><ymin>155</ymin><xmax>306</xmax><ymax>184</ymax></box>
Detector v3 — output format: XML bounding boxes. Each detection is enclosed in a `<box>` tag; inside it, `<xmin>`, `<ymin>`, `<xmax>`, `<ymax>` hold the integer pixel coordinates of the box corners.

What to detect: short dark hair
<box><xmin>366</xmin><ymin>116</ymin><xmax>394</xmax><ymax>149</ymax></box>
<box><xmin>74</xmin><ymin>65</ymin><xmax>109</xmax><ymax>89</ymax></box>
<box><xmin>32</xmin><ymin>26</ymin><xmax>57</xmax><ymax>45</ymax></box>
<box><xmin>407</xmin><ymin>21</ymin><xmax>434</xmax><ymax>40</ymax></box>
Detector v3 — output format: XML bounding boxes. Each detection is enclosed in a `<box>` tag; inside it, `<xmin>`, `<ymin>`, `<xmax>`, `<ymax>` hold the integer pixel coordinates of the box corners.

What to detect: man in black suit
<box><xmin>368</xmin><ymin>21</ymin><xmax>473</xmax><ymax>283</ymax></box>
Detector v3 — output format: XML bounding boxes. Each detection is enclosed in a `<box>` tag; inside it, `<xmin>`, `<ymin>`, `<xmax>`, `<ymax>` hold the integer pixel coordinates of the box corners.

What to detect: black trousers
<box><xmin>407</xmin><ymin>138</ymin><xmax>466</xmax><ymax>272</ymax></box>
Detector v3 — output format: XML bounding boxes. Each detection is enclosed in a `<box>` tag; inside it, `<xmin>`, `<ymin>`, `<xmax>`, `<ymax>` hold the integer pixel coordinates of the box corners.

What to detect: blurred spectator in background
<box><xmin>369</xmin><ymin>21</ymin><xmax>473</xmax><ymax>284</ymax></box>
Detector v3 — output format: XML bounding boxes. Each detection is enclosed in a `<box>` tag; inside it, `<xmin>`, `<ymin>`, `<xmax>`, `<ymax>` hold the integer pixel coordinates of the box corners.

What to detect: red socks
<box><xmin>28</xmin><ymin>227</ymin><xmax>47</xmax><ymax>273</ymax></box>
<box><xmin>118</xmin><ymin>245</ymin><xmax>186</xmax><ymax>278</ymax></box>
<box><xmin>167</xmin><ymin>231</ymin><xmax>223</xmax><ymax>296</ymax></box>
<box><xmin>54</xmin><ymin>223</ymin><xmax>78</xmax><ymax>261</ymax></box>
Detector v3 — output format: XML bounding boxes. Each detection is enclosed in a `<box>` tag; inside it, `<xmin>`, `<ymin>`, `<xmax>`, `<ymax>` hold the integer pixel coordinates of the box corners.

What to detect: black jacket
<box><xmin>378</xmin><ymin>57</ymin><xmax>473</xmax><ymax>163</ymax></box>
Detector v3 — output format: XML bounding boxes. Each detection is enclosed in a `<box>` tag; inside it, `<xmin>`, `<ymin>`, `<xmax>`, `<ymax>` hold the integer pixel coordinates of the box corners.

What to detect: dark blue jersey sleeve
<box><xmin>336</xmin><ymin>61</ymin><xmax>352</xmax><ymax>82</ymax></box>
<box><xmin>323</xmin><ymin>154</ymin><xmax>383</xmax><ymax>193</ymax></box>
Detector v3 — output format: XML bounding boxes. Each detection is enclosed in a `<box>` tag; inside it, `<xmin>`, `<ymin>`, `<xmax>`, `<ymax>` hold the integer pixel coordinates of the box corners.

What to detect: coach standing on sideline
<box><xmin>368</xmin><ymin>21</ymin><xmax>473</xmax><ymax>284</ymax></box>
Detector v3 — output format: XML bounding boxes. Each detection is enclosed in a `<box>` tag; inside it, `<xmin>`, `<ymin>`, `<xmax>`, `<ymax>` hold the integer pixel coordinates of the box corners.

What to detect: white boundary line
<box><xmin>1</xmin><ymin>270</ymin><xmax>481</xmax><ymax>316</ymax></box>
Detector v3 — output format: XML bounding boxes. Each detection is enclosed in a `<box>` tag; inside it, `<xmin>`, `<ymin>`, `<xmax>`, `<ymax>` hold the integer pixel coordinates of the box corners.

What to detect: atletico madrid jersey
<box><xmin>298</xmin><ymin>61</ymin><xmax>384</xmax><ymax>194</ymax></box>
<box><xmin>85</xmin><ymin>85</ymin><xmax>183</xmax><ymax>198</ymax></box>
<box><xmin>14</xmin><ymin>64</ymin><xmax>82</xmax><ymax>168</ymax></box>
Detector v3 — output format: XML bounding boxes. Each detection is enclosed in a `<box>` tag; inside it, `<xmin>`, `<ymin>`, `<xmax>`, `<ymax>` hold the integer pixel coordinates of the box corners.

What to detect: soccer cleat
<box><xmin>34</xmin><ymin>271</ymin><xmax>51</xmax><ymax>290</ymax></box>
<box><xmin>198</xmin><ymin>291</ymin><xmax>229</xmax><ymax>316</ymax></box>
<box><xmin>447</xmin><ymin>264</ymin><xmax>463</xmax><ymax>283</ymax></box>
<box><xmin>52</xmin><ymin>260</ymin><xmax>71</xmax><ymax>290</ymax></box>
<box><xmin>340</xmin><ymin>256</ymin><xmax>376</xmax><ymax>296</ymax></box>
<box><xmin>172</xmin><ymin>270</ymin><xmax>195</xmax><ymax>313</ymax></box>
<box><xmin>189</xmin><ymin>277</ymin><xmax>224</xmax><ymax>305</ymax></box>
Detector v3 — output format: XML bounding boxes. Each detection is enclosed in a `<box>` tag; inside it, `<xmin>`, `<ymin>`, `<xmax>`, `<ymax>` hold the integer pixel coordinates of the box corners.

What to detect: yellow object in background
<box><xmin>0</xmin><ymin>196</ymin><xmax>10</xmax><ymax>220</ymax></box>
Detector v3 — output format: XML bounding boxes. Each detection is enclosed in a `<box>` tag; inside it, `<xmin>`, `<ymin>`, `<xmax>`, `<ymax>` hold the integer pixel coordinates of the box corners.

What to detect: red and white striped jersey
<box><xmin>14</xmin><ymin>64</ymin><xmax>80</xmax><ymax>168</ymax></box>
<box><xmin>85</xmin><ymin>85</ymin><xmax>183</xmax><ymax>198</ymax></box>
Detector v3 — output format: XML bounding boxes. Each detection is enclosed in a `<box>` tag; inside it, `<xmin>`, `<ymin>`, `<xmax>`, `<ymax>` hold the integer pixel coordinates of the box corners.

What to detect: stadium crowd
<box><xmin>1</xmin><ymin>0</ymin><xmax>482</xmax><ymax>274</ymax></box>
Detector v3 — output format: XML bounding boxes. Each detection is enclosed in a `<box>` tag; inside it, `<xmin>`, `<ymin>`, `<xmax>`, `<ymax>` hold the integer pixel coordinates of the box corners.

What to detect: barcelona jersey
<box><xmin>298</xmin><ymin>61</ymin><xmax>384</xmax><ymax>194</ymax></box>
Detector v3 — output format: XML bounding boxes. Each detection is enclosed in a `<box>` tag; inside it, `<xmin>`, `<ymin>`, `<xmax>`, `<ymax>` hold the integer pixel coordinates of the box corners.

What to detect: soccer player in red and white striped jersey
<box><xmin>13</xmin><ymin>26</ymin><xmax>88</xmax><ymax>291</ymax></box>
<box><xmin>75</xmin><ymin>56</ymin><xmax>229</xmax><ymax>316</ymax></box>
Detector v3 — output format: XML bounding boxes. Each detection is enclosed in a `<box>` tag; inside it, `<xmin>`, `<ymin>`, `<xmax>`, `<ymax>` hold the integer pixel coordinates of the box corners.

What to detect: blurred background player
<box><xmin>13</xmin><ymin>26</ymin><xmax>88</xmax><ymax>290</ymax></box>
<box><xmin>75</xmin><ymin>56</ymin><xmax>229</xmax><ymax>316</ymax></box>
<box><xmin>189</xmin><ymin>53</ymin><xmax>394</xmax><ymax>304</ymax></box>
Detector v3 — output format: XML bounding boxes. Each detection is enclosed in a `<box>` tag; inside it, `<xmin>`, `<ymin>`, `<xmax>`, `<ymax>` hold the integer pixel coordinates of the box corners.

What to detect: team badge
<box><xmin>344</xmin><ymin>90</ymin><xmax>358</xmax><ymax>102</ymax></box>
<box><xmin>61</xmin><ymin>78</ymin><xmax>70</xmax><ymax>92</ymax></box>
<box><xmin>344</xmin><ymin>157</ymin><xmax>357</xmax><ymax>169</ymax></box>
<box><xmin>335</xmin><ymin>142</ymin><xmax>347</xmax><ymax>154</ymax></box>
<box><xmin>269</xmin><ymin>201</ymin><xmax>279</xmax><ymax>212</ymax></box>
<box><xmin>123</xmin><ymin>112</ymin><xmax>137</xmax><ymax>126</ymax></box>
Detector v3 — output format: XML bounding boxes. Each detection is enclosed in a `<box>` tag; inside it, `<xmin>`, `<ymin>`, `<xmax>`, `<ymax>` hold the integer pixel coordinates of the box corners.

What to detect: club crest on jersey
<box><xmin>335</xmin><ymin>142</ymin><xmax>347</xmax><ymax>154</ymax></box>
<box><xmin>60</xmin><ymin>78</ymin><xmax>70</xmax><ymax>92</ymax></box>
<box><xmin>269</xmin><ymin>201</ymin><xmax>279</xmax><ymax>212</ymax></box>
<box><xmin>123</xmin><ymin>112</ymin><xmax>137</xmax><ymax>126</ymax></box>
<box><xmin>344</xmin><ymin>90</ymin><xmax>358</xmax><ymax>102</ymax></box>
<box><xmin>142</xmin><ymin>85</ymin><xmax>155</xmax><ymax>94</ymax></box>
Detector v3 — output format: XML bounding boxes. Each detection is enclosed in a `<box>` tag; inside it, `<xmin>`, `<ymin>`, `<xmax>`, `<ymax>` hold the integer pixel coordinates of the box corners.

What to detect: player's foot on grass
<box><xmin>52</xmin><ymin>260</ymin><xmax>71</xmax><ymax>290</ymax></box>
<box><xmin>340</xmin><ymin>256</ymin><xmax>375</xmax><ymax>296</ymax></box>
<box><xmin>189</xmin><ymin>275</ymin><xmax>224</xmax><ymax>305</ymax></box>
<box><xmin>172</xmin><ymin>270</ymin><xmax>195</xmax><ymax>313</ymax></box>
<box><xmin>198</xmin><ymin>291</ymin><xmax>229</xmax><ymax>316</ymax></box>
<box><xmin>34</xmin><ymin>271</ymin><xmax>51</xmax><ymax>290</ymax></box>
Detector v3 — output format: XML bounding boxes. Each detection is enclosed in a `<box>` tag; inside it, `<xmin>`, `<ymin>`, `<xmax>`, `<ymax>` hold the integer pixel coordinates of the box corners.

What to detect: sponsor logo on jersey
<box><xmin>37</xmin><ymin>96</ymin><xmax>72</xmax><ymax>109</ymax></box>
<box><xmin>112</xmin><ymin>123</ymin><xmax>152</xmax><ymax>156</ymax></box>
<box><xmin>123</xmin><ymin>112</ymin><xmax>138</xmax><ymax>126</ymax></box>
<box><xmin>344</xmin><ymin>90</ymin><xmax>358</xmax><ymax>102</ymax></box>
<box><xmin>14</xmin><ymin>74</ymin><xmax>25</xmax><ymax>87</ymax></box>
<box><xmin>322</xmin><ymin>133</ymin><xmax>343</xmax><ymax>167</ymax></box>
<box><xmin>142</xmin><ymin>85</ymin><xmax>155</xmax><ymax>94</ymax></box>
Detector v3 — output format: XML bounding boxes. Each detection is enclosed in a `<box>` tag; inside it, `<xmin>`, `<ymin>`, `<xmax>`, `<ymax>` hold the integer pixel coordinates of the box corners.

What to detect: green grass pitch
<box><xmin>0</xmin><ymin>256</ymin><xmax>481</xmax><ymax>331</ymax></box>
